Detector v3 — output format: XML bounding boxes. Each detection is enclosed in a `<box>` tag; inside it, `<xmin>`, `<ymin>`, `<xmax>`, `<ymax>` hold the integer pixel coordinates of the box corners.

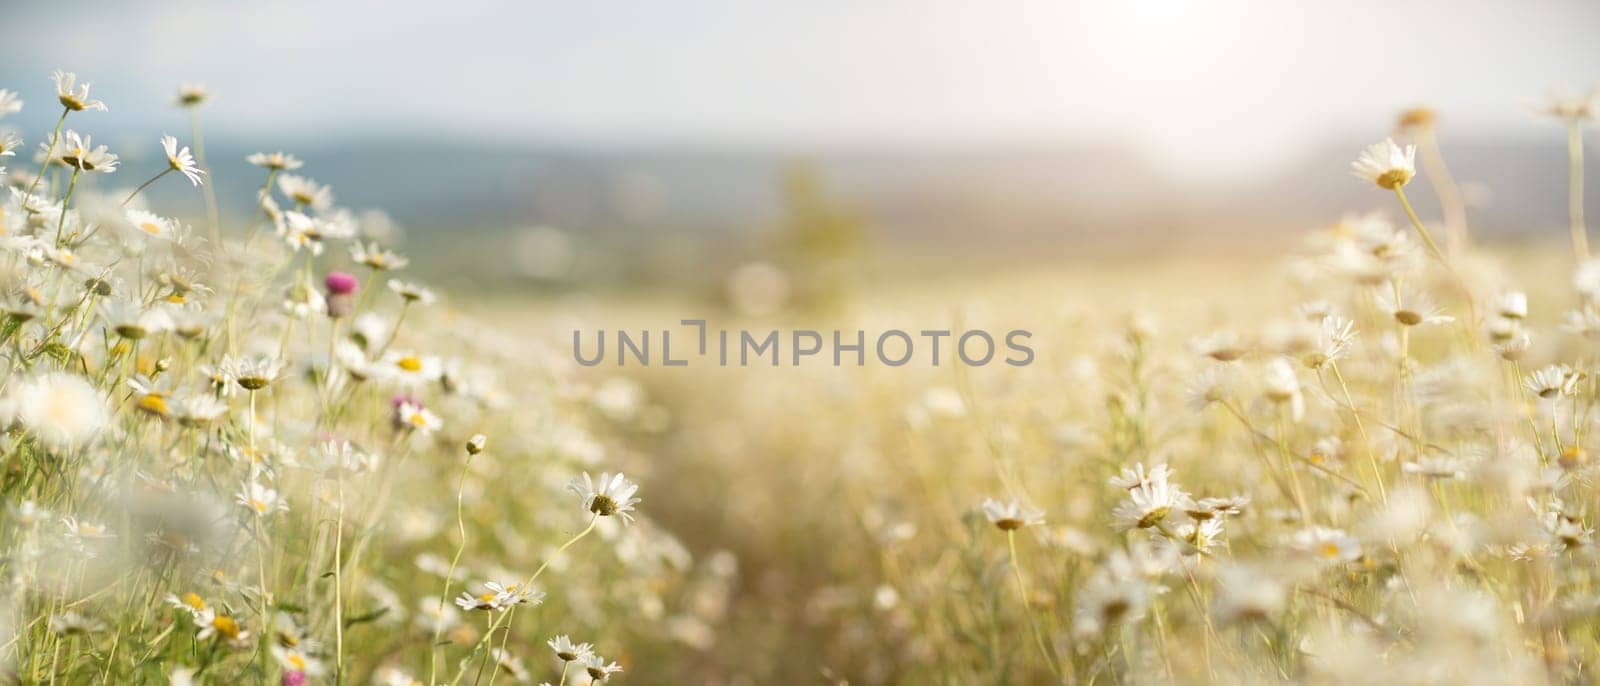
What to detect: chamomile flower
<box><xmin>1113</xmin><ymin>478</ymin><xmax>1192</xmax><ymax>530</ymax></box>
<box><xmin>379</xmin><ymin>350</ymin><xmax>443</xmax><ymax>387</ymax></box>
<box><xmin>160</xmin><ymin>135</ymin><xmax>205</xmax><ymax>186</ymax></box>
<box><xmin>278</xmin><ymin>174</ymin><xmax>333</xmax><ymax>210</ymax></box>
<box><xmin>49</xmin><ymin>612</ymin><xmax>106</xmax><ymax>635</ymax></box>
<box><xmin>193</xmin><ymin>608</ymin><xmax>249</xmax><ymax>645</ymax></box>
<box><xmin>236</xmin><ymin>480</ymin><xmax>287</xmax><ymax>516</ymax></box>
<box><xmin>1291</xmin><ymin>526</ymin><xmax>1362</xmax><ymax>564</ymax></box>
<box><xmin>1536</xmin><ymin>88</ymin><xmax>1598</xmax><ymax>121</ymax></box>
<box><xmin>579</xmin><ymin>654</ymin><xmax>625</xmax><ymax>681</ymax></box>
<box><xmin>124</xmin><ymin>209</ymin><xmax>175</xmax><ymax>240</ymax></box>
<box><xmin>101</xmin><ymin>300</ymin><xmax>173</xmax><ymax>339</ymax></box>
<box><xmin>174</xmin><ymin>83</ymin><xmax>212</xmax><ymax>108</ymax></box>
<box><xmin>1525</xmin><ymin>364</ymin><xmax>1581</xmax><ymax>400</ymax></box>
<box><xmin>980</xmin><ymin>498</ymin><xmax>1045</xmax><ymax>530</ymax></box>
<box><xmin>1375</xmin><ymin>285</ymin><xmax>1453</xmax><ymax>327</ymax></box>
<box><xmin>1109</xmin><ymin>463</ymin><xmax>1176</xmax><ymax>491</ymax></box>
<box><xmin>491</xmin><ymin>648</ymin><xmax>531</xmax><ymax>682</ymax></box>
<box><xmin>0</xmin><ymin>131</ymin><xmax>20</xmax><ymax>158</ymax></box>
<box><xmin>351</xmin><ymin>241</ymin><xmax>410</xmax><ymax>271</ymax></box>
<box><xmin>1351</xmin><ymin>138</ymin><xmax>1416</xmax><ymax>190</ymax></box>
<box><xmin>1191</xmin><ymin>330</ymin><xmax>1247</xmax><ymax>362</ymax></box>
<box><xmin>568</xmin><ymin>471</ymin><xmax>642</xmax><ymax>523</ymax></box>
<box><xmin>224</xmin><ymin>355</ymin><xmax>282</xmax><ymax>390</ymax></box>
<box><xmin>1262</xmin><ymin>358</ymin><xmax>1305</xmax><ymax>422</ymax></box>
<box><xmin>395</xmin><ymin>401</ymin><xmax>442</xmax><ymax>434</ymax></box>
<box><xmin>247</xmin><ymin>151</ymin><xmax>303</xmax><ymax>171</ymax></box>
<box><xmin>1495</xmin><ymin>292</ymin><xmax>1529</xmax><ymax>320</ymax></box>
<box><xmin>54</xmin><ymin>130</ymin><xmax>117</xmax><ymax>173</ymax></box>
<box><xmin>1301</xmin><ymin>315</ymin><xmax>1356</xmax><ymax>369</ymax></box>
<box><xmin>279</xmin><ymin>211</ymin><xmax>327</xmax><ymax>254</ymax></box>
<box><xmin>52</xmin><ymin>70</ymin><xmax>108</xmax><ymax>112</ymax></box>
<box><xmin>5</xmin><ymin>373</ymin><xmax>109</xmax><ymax>450</ymax></box>
<box><xmin>0</xmin><ymin>90</ymin><xmax>20</xmax><ymax>117</ymax></box>
<box><xmin>549</xmin><ymin>635</ymin><xmax>595</xmax><ymax>662</ymax></box>
<box><xmin>271</xmin><ymin>645</ymin><xmax>325</xmax><ymax>676</ymax></box>
<box><xmin>387</xmin><ymin>279</ymin><xmax>437</xmax><ymax>305</ymax></box>
<box><xmin>164</xmin><ymin>592</ymin><xmax>208</xmax><ymax>619</ymax></box>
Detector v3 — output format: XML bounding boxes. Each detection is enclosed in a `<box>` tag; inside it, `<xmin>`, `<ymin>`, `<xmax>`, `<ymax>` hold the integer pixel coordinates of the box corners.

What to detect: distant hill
<box><xmin>117</xmin><ymin>133</ymin><xmax>1595</xmax><ymax>285</ymax></box>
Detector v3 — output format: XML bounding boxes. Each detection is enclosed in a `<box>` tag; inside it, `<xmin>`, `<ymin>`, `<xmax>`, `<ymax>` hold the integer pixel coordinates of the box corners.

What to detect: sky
<box><xmin>2</xmin><ymin>0</ymin><xmax>1597</xmax><ymax>179</ymax></box>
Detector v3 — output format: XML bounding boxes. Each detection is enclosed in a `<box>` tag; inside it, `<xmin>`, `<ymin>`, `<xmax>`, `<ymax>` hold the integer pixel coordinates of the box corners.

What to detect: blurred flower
<box><xmin>980</xmin><ymin>497</ymin><xmax>1044</xmax><ymax>531</ymax></box>
<box><xmin>1351</xmin><ymin>138</ymin><xmax>1415</xmax><ymax>189</ymax></box>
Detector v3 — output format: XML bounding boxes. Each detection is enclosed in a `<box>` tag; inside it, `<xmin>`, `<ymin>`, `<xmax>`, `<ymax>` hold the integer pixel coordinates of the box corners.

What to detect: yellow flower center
<box><xmin>140</xmin><ymin>221</ymin><xmax>163</xmax><ymax>235</ymax></box>
<box><xmin>287</xmin><ymin>653</ymin><xmax>306</xmax><ymax>670</ymax></box>
<box><xmin>1319</xmin><ymin>542</ymin><xmax>1341</xmax><ymax>558</ymax></box>
<box><xmin>397</xmin><ymin>356</ymin><xmax>422</xmax><ymax>372</ymax></box>
<box><xmin>137</xmin><ymin>394</ymin><xmax>170</xmax><ymax>417</ymax></box>
<box><xmin>213</xmin><ymin>615</ymin><xmax>239</xmax><ymax>640</ymax></box>
<box><xmin>182</xmin><ymin>592</ymin><xmax>206</xmax><ymax>610</ymax></box>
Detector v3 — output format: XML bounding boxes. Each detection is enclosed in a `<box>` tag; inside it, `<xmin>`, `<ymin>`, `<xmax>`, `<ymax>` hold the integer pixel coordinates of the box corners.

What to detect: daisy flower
<box><xmin>5</xmin><ymin>373</ymin><xmax>109</xmax><ymax>450</ymax></box>
<box><xmin>124</xmin><ymin>209</ymin><xmax>175</xmax><ymax>240</ymax></box>
<box><xmin>0</xmin><ymin>89</ymin><xmax>21</xmax><ymax>117</ymax></box>
<box><xmin>164</xmin><ymin>592</ymin><xmax>208</xmax><ymax>619</ymax></box>
<box><xmin>1290</xmin><ymin>526</ymin><xmax>1362</xmax><ymax>564</ymax></box>
<box><xmin>579</xmin><ymin>654</ymin><xmax>625</xmax><ymax>682</ymax></box>
<box><xmin>1113</xmin><ymin>478</ymin><xmax>1191</xmax><ymax>531</ymax></box>
<box><xmin>1375</xmin><ymin>285</ymin><xmax>1453</xmax><ymax>327</ymax></box>
<box><xmin>1191</xmin><ymin>331</ymin><xmax>1247</xmax><ymax>362</ymax></box>
<box><xmin>1301</xmin><ymin>315</ymin><xmax>1355</xmax><ymax>369</ymax></box>
<box><xmin>62</xmin><ymin>516</ymin><xmax>114</xmax><ymax>542</ymax></box>
<box><xmin>278</xmin><ymin>174</ymin><xmax>333</xmax><ymax>210</ymax></box>
<box><xmin>1496</xmin><ymin>292</ymin><xmax>1529</xmax><ymax>320</ymax></box>
<box><xmin>246</xmin><ymin>151</ymin><xmax>303</xmax><ymax>171</ymax></box>
<box><xmin>1525</xmin><ymin>364</ymin><xmax>1581</xmax><ymax>400</ymax></box>
<box><xmin>55</xmin><ymin>130</ymin><xmax>118</xmax><ymax>173</ymax></box>
<box><xmin>160</xmin><ymin>135</ymin><xmax>205</xmax><ymax>185</ymax></box>
<box><xmin>1350</xmin><ymin>137</ymin><xmax>1416</xmax><ymax>190</ymax></box>
<box><xmin>271</xmin><ymin>645</ymin><xmax>325</xmax><ymax>676</ymax></box>
<box><xmin>49</xmin><ymin>612</ymin><xmax>106</xmax><ymax>635</ymax></box>
<box><xmin>52</xmin><ymin>70</ymin><xmax>108</xmax><ymax>112</ymax></box>
<box><xmin>236</xmin><ymin>480</ymin><xmax>288</xmax><ymax>516</ymax></box>
<box><xmin>1536</xmin><ymin>88</ymin><xmax>1598</xmax><ymax>121</ymax></box>
<box><xmin>567</xmin><ymin>471</ymin><xmax>642</xmax><ymax>523</ymax></box>
<box><xmin>193</xmin><ymin>608</ymin><xmax>249</xmax><ymax>645</ymax></box>
<box><xmin>490</xmin><ymin>648</ymin><xmax>530</xmax><ymax>683</ymax></box>
<box><xmin>979</xmin><ymin>497</ymin><xmax>1044</xmax><ymax>530</ymax></box>
<box><xmin>351</xmin><ymin>241</ymin><xmax>410</xmax><ymax>271</ymax></box>
<box><xmin>548</xmin><ymin>635</ymin><xmax>594</xmax><ymax>662</ymax></box>
<box><xmin>0</xmin><ymin>131</ymin><xmax>21</xmax><ymax>158</ymax></box>
<box><xmin>279</xmin><ymin>211</ymin><xmax>327</xmax><ymax>254</ymax></box>
<box><xmin>101</xmin><ymin>300</ymin><xmax>174</xmax><ymax>339</ymax></box>
<box><xmin>1109</xmin><ymin>463</ymin><xmax>1176</xmax><ymax>491</ymax></box>
<box><xmin>395</xmin><ymin>401</ymin><xmax>443</xmax><ymax>434</ymax></box>
<box><xmin>174</xmin><ymin>83</ymin><xmax>212</xmax><ymax>108</ymax></box>
<box><xmin>387</xmin><ymin>279</ymin><xmax>437</xmax><ymax>305</ymax></box>
<box><xmin>379</xmin><ymin>350</ymin><xmax>443</xmax><ymax>387</ymax></box>
<box><xmin>224</xmin><ymin>355</ymin><xmax>283</xmax><ymax>390</ymax></box>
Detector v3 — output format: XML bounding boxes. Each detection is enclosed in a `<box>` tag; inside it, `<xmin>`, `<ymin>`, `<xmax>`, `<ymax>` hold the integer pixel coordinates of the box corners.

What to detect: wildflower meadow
<box><xmin>1</xmin><ymin>68</ymin><xmax>1600</xmax><ymax>686</ymax></box>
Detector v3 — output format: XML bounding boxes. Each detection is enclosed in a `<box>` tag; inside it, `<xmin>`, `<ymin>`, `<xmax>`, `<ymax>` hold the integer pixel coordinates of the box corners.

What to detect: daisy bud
<box><xmin>466</xmin><ymin>434</ymin><xmax>487</xmax><ymax>455</ymax></box>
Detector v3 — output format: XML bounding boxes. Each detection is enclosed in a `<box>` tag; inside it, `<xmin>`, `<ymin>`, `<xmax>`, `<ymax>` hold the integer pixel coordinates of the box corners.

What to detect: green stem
<box><xmin>1007</xmin><ymin>530</ymin><xmax>1062</xmax><ymax>681</ymax></box>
